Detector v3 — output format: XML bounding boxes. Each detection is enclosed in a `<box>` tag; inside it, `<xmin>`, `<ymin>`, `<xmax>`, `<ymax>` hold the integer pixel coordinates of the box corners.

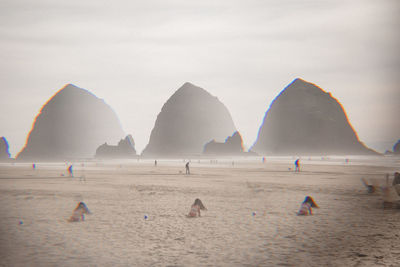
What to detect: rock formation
<box><xmin>95</xmin><ymin>134</ymin><xmax>137</xmax><ymax>158</ymax></box>
<box><xmin>203</xmin><ymin>131</ymin><xmax>246</xmax><ymax>156</ymax></box>
<box><xmin>0</xmin><ymin>137</ymin><xmax>11</xmax><ymax>160</ymax></box>
<box><xmin>17</xmin><ymin>84</ymin><xmax>124</xmax><ymax>161</ymax></box>
<box><xmin>142</xmin><ymin>82</ymin><xmax>236</xmax><ymax>157</ymax></box>
<box><xmin>251</xmin><ymin>78</ymin><xmax>377</xmax><ymax>155</ymax></box>
<box><xmin>393</xmin><ymin>140</ymin><xmax>400</xmax><ymax>155</ymax></box>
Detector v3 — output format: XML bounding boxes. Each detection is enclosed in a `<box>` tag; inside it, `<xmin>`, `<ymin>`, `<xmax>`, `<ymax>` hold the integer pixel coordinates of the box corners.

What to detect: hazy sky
<box><xmin>1</xmin><ymin>0</ymin><xmax>399</xmax><ymax>156</ymax></box>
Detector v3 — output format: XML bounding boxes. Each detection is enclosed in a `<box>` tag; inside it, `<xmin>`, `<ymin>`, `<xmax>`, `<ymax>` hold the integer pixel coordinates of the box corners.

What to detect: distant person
<box><xmin>187</xmin><ymin>198</ymin><xmax>207</xmax><ymax>217</ymax></box>
<box><xmin>294</xmin><ymin>159</ymin><xmax>300</xmax><ymax>172</ymax></box>
<box><xmin>185</xmin><ymin>162</ymin><xmax>190</xmax><ymax>175</ymax></box>
<box><xmin>297</xmin><ymin>196</ymin><xmax>319</xmax><ymax>215</ymax></box>
<box><xmin>392</xmin><ymin>172</ymin><xmax>400</xmax><ymax>186</ymax></box>
<box><xmin>68</xmin><ymin>165</ymin><xmax>73</xmax><ymax>177</ymax></box>
<box><xmin>32</xmin><ymin>163</ymin><xmax>36</xmax><ymax>170</ymax></box>
<box><xmin>68</xmin><ymin>202</ymin><xmax>91</xmax><ymax>222</ymax></box>
<box><xmin>155</xmin><ymin>160</ymin><xmax>157</xmax><ymax>167</ymax></box>
<box><xmin>262</xmin><ymin>157</ymin><xmax>266</xmax><ymax>163</ymax></box>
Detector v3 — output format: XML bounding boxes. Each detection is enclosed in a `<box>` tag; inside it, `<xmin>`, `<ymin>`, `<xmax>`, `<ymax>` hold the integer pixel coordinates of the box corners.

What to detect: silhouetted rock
<box><xmin>393</xmin><ymin>140</ymin><xmax>400</xmax><ymax>155</ymax></box>
<box><xmin>17</xmin><ymin>84</ymin><xmax>124</xmax><ymax>161</ymax></box>
<box><xmin>0</xmin><ymin>137</ymin><xmax>11</xmax><ymax>160</ymax></box>
<box><xmin>203</xmin><ymin>131</ymin><xmax>246</xmax><ymax>156</ymax></box>
<box><xmin>142</xmin><ymin>82</ymin><xmax>236</xmax><ymax>157</ymax></box>
<box><xmin>251</xmin><ymin>78</ymin><xmax>378</xmax><ymax>155</ymax></box>
<box><xmin>95</xmin><ymin>134</ymin><xmax>137</xmax><ymax>158</ymax></box>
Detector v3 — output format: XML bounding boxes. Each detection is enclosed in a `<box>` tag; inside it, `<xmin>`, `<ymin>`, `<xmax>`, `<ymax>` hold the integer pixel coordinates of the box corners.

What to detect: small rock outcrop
<box><xmin>142</xmin><ymin>82</ymin><xmax>236</xmax><ymax>157</ymax></box>
<box><xmin>17</xmin><ymin>84</ymin><xmax>125</xmax><ymax>161</ymax></box>
<box><xmin>95</xmin><ymin>135</ymin><xmax>137</xmax><ymax>158</ymax></box>
<box><xmin>0</xmin><ymin>137</ymin><xmax>11</xmax><ymax>160</ymax></box>
<box><xmin>251</xmin><ymin>78</ymin><xmax>378</xmax><ymax>155</ymax></box>
<box><xmin>203</xmin><ymin>131</ymin><xmax>246</xmax><ymax>156</ymax></box>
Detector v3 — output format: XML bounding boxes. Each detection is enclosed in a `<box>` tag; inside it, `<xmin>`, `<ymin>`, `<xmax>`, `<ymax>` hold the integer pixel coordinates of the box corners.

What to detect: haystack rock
<box><xmin>17</xmin><ymin>84</ymin><xmax>124</xmax><ymax>161</ymax></box>
<box><xmin>204</xmin><ymin>131</ymin><xmax>246</xmax><ymax>156</ymax></box>
<box><xmin>142</xmin><ymin>82</ymin><xmax>236</xmax><ymax>157</ymax></box>
<box><xmin>251</xmin><ymin>78</ymin><xmax>377</xmax><ymax>155</ymax></box>
<box><xmin>393</xmin><ymin>140</ymin><xmax>400</xmax><ymax>155</ymax></box>
<box><xmin>0</xmin><ymin>137</ymin><xmax>11</xmax><ymax>160</ymax></box>
<box><xmin>95</xmin><ymin>134</ymin><xmax>137</xmax><ymax>158</ymax></box>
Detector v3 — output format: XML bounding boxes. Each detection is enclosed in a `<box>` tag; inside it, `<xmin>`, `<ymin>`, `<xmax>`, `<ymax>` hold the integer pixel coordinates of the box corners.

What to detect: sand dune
<box><xmin>0</xmin><ymin>157</ymin><xmax>399</xmax><ymax>266</ymax></box>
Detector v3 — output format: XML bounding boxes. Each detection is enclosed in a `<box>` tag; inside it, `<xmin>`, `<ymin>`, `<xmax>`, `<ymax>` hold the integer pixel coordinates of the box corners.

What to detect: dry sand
<box><xmin>0</xmin><ymin>156</ymin><xmax>399</xmax><ymax>266</ymax></box>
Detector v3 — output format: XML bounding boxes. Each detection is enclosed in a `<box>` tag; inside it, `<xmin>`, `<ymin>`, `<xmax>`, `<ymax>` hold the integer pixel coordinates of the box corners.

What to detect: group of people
<box><xmin>66</xmin><ymin>158</ymin><xmax>321</xmax><ymax>223</ymax></box>
<box><xmin>32</xmin><ymin>162</ymin><xmax>73</xmax><ymax>177</ymax></box>
<box><xmin>186</xmin><ymin>196</ymin><xmax>319</xmax><ymax>217</ymax></box>
<box><xmin>68</xmin><ymin>196</ymin><xmax>318</xmax><ymax>223</ymax></box>
<box><xmin>68</xmin><ymin>198</ymin><xmax>207</xmax><ymax>222</ymax></box>
<box><xmin>151</xmin><ymin>158</ymin><xmax>300</xmax><ymax>175</ymax></box>
<box><xmin>154</xmin><ymin>160</ymin><xmax>190</xmax><ymax>174</ymax></box>
<box><xmin>66</xmin><ymin>160</ymin><xmax>400</xmax><ymax>225</ymax></box>
<box><xmin>187</xmin><ymin>196</ymin><xmax>318</xmax><ymax>217</ymax></box>
<box><xmin>186</xmin><ymin>159</ymin><xmax>299</xmax><ymax>174</ymax></box>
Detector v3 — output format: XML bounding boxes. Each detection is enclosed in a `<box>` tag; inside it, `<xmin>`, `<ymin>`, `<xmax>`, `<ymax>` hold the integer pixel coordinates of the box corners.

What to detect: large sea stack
<box><xmin>0</xmin><ymin>137</ymin><xmax>11</xmax><ymax>161</ymax></box>
<box><xmin>142</xmin><ymin>82</ymin><xmax>236</xmax><ymax>157</ymax></box>
<box><xmin>251</xmin><ymin>78</ymin><xmax>377</xmax><ymax>155</ymax></box>
<box><xmin>17</xmin><ymin>84</ymin><xmax>124</xmax><ymax>161</ymax></box>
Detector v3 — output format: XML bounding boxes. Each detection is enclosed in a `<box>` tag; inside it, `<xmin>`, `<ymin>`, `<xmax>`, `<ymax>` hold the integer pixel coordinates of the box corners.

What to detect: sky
<box><xmin>0</xmin><ymin>0</ymin><xmax>399</xmax><ymax>157</ymax></box>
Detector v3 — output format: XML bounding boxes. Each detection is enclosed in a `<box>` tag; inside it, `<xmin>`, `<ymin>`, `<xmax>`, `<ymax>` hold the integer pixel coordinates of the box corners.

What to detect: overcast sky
<box><xmin>1</xmin><ymin>0</ymin><xmax>399</xmax><ymax>156</ymax></box>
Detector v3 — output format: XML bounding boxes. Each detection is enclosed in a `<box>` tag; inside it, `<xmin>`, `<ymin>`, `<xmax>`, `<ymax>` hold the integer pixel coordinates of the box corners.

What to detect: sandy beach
<box><xmin>1</xmin><ymin>156</ymin><xmax>399</xmax><ymax>266</ymax></box>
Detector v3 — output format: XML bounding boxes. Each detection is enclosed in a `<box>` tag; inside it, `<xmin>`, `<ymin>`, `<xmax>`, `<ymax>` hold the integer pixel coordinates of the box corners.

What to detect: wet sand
<box><xmin>0</xmin><ymin>157</ymin><xmax>399</xmax><ymax>266</ymax></box>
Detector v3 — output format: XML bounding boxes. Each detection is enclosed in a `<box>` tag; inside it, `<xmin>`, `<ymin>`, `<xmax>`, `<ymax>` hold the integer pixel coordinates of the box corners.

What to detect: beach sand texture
<box><xmin>1</xmin><ymin>157</ymin><xmax>399</xmax><ymax>266</ymax></box>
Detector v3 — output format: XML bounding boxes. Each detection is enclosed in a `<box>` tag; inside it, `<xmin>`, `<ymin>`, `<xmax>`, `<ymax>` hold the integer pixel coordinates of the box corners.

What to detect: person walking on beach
<box><xmin>294</xmin><ymin>159</ymin><xmax>300</xmax><ymax>172</ymax></box>
<box><xmin>68</xmin><ymin>165</ymin><xmax>73</xmax><ymax>177</ymax></box>
<box><xmin>187</xmin><ymin>198</ymin><xmax>207</xmax><ymax>217</ymax></box>
<box><xmin>154</xmin><ymin>160</ymin><xmax>157</xmax><ymax>167</ymax></box>
<box><xmin>185</xmin><ymin>162</ymin><xmax>190</xmax><ymax>175</ymax></box>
